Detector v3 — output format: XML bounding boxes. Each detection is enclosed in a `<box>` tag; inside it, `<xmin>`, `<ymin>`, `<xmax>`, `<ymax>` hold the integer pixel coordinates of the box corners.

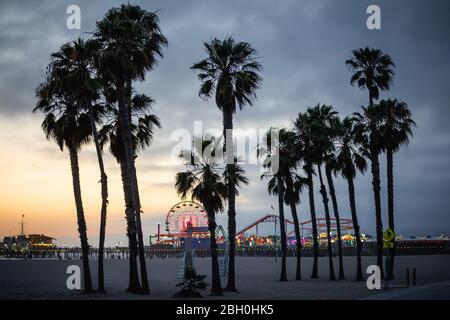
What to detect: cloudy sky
<box><xmin>0</xmin><ymin>0</ymin><xmax>449</xmax><ymax>246</ymax></box>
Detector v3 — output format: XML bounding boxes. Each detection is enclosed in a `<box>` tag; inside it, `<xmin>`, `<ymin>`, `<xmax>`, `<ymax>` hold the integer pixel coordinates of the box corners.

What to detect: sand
<box><xmin>1</xmin><ymin>255</ymin><xmax>450</xmax><ymax>300</ymax></box>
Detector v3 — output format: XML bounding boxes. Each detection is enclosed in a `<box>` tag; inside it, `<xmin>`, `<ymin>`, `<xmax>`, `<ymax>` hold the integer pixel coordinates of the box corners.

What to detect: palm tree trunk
<box><xmin>120</xmin><ymin>161</ymin><xmax>141</xmax><ymax>293</ymax></box>
<box><xmin>387</xmin><ymin>148</ymin><xmax>395</xmax><ymax>279</ymax></box>
<box><xmin>117</xmin><ymin>80</ymin><xmax>150</xmax><ymax>294</ymax></box>
<box><xmin>326</xmin><ymin>164</ymin><xmax>344</xmax><ymax>280</ymax></box>
<box><xmin>68</xmin><ymin>145</ymin><xmax>93</xmax><ymax>293</ymax></box>
<box><xmin>317</xmin><ymin>164</ymin><xmax>335</xmax><ymax>281</ymax></box>
<box><xmin>289</xmin><ymin>202</ymin><xmax>302</xmax><ymax>280</ymax></box>
<box><xmin>206</xmin><ymin>209</ymin><xmax>222</xmax><ymax>295</ymax></box>
<box><xmin>223</xmin><ymin>108</ymin><xmax>238</xmax><ymax>292</ymax></box>
<box><xmin>307</xmin><ymin>166</ymin><xmax>319</xmax><ymax>279</ymax></box>
<box><xmin>277</xmin><ymin>177</ymin><xmax>288</xmax><ymax>281</ymax></box>
<box><xmin>347</xmin><ymin>174</ymin><xmax>363</xmax><ymax>281</ymax></box>
<box><xmin>88</xmin><ymin>104</ymin><xmax>108</xmax><ymax>293</ymax></box>
<box><xmin>370</xmin><ymin>148</ymin><xmax>384</xmax><ymax>278</ymax></box>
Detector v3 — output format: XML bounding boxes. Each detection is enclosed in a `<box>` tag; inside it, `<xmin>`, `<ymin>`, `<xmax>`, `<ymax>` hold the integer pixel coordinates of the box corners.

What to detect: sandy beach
<box><xmin>1</xmin><ymin>255</ymin><xmax>449</xmax><ymax>300</ymax></box>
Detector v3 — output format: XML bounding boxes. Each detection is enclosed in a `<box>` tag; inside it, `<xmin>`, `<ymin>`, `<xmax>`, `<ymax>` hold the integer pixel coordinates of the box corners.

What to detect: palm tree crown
<box><xmin>176</xmin><ymin>137</ymin><xmax>228</xmax><ymax>213</ymax></box>
<box><xmin>334</xmin><ymin>117</ymin><xmax>368</xmax><ymax>179</ymax></box>
<box><xmin>378</xmin><ymin>99</ymin><xmax>416</xmax><ymax>152</ymax></box>
<box><xmin>99</xmin><ymin>93</ymin><xmax>161</xmax><ymax>162</ymax></box>
<box><xmin>95</xmin><ymin>4</ymin><xmax>168</xmax><ymax>82</ymax></box>
<box><xmin>346</xmin><ymin>47</ymin><xmax>395</xmax><ymax>104</ymax></box>
<box><xmin>191</xmin><ymin>37</ymin><xmax>262</xmax><ymax>113</ymax></box>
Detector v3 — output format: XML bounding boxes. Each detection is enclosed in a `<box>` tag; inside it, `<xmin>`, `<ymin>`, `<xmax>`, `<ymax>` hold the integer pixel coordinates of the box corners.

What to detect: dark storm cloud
<box><xmin>0</xmin><ymin>0</ymin><xmax>449</xmax><ymax>235</ymax></box>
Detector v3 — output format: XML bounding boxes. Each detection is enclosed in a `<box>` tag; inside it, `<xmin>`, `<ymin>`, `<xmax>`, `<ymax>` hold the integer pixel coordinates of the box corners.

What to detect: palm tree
<box><xmin>285</xmin><ymin>174</ymin><xmax>307</xmax><ymax>281</ymax></box>
<box><xmin>293</xmin><ymin>114</ymin><xmax>320</xmax><ymax>279</ymax></box>
<box><xmin>175</xmin><ymin>136</ymin><xmax>227</xmax><ymax>295</ymax></box>
<box><xmin>378</xmin><ymin>99</ymin><xmax>416</xmax><ymax>279</ymax></box>
<box><xmin>334</xmin><ymin>117</ymin><xmax>367</xmax><ymax>281</ymax></box>
<box><xmin>95</xmin><ymin>4</ymin><xmax>168</xmax><ymax>294</ymax></box>
<box><xmin>346</xmin><ymin>48</ymin><xmax>395</xmax><ymax>277</ymax></box>
<box><xmin>34</xmin><ymin>81</ymin><xmax>94</xmax><ymax>292</ymax></box>
<box><xmin>191</xmin><ymin>37</ymin><xmax>262</xmax><ymax>291</ymax></box>
<box><xmin>307</xmin><ymin>105</ymin><xmax>338</xmax><ymax>281</ymax></box>
<box><xmin>259</xmin><ymin>128</ymin><xmax>302</xmax><ymax>281</ymax></box>
<box><xmin>279</xmin><ymin>129</ymin><xmax>306</xmax><ymax>281</ymax></box>
<box><xmin>49</xmin><ymin>38</ymin><xmax>109</xmax><ymax>292</ymax></box>
<box><xmin>345</xmin><ymin>47</ymin><xmax>395</xmax><ymax>107</ymax></box>
<box><xmin>353</xmin><ymin>106</ymin><xmax>385</xmax><ymax>275</ymax></box>
<box><xmin>324</xmin><ymin>119</ymin><xmax>345</xmax><ymax>280</ymax></box>
<box><xmin>99</xmin><ymin>93</ymin><xmax>161</xmax><ymax>292</ymax></box>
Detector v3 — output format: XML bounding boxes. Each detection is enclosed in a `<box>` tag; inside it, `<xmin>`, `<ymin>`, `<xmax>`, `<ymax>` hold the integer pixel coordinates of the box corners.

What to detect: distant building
<box><xmin>2</xmin><ymin>234</ymin><xmax>56</xmax><ymax>250</ymax></box>
<box><xmin>2</xmin><ymin>215</ymin><xmax>56</xmax><ymax>250</ymax></box>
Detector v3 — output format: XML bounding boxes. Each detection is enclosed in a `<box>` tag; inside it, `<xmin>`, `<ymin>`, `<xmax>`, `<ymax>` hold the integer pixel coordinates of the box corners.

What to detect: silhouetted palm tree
<box><xmin>175</xmin><ymin>137</ymin><xmax>226</xmax><ymax>295</ymax></box>
<box><xmin>259</xmin><ymin>131</ymin><xmax>288</xmax><ymax>281</ymax></box>
<box><xmin>324</xmin><ymin>118</ymin><xmax>345</xmax><ymax>280</ymax></box>
<box><xmin>347</xmin><ymin>48</ymin><xmax>395</xmax><ymax>277</ymax></box>
<box><xmin>175</xmin><ymin>137</ymin><xmax>248</xmax><ymax>295</ymax></box>
<box><xmin>334</xmin><ymin>117</ymin><xmax>367</xmax><ymax>281</ymax></box>
<box><xmin>34</xmin><ymin>81</ymin><xmax>94</xmax><ymax>292</ymax></box>
<box><xmin>259</xmin><ymin>128</ymin><xmax>303</xmax><ymax>281</ymax></box>
<box><xmin>378</xmin><ymin>99</ymin><xmax>416</xmax><ymax>279</ymax></box>
<box><xmin>284</xmin><ymin>173</ymin><xmax>307</xmax><ymax>281</ymax></box>
<box><xmin>95</xmin><ymin>4</ymin><xmax>168</xmax><ymax>294</ymax></box>
<box><xmin>345</xmin><ymin>47</ymin><xmax>395</xmax><ymax>107</ymax></box>
<box><xmin>99</xmin><ymin>93</ymin><xmax>161</xmax><ymax>292</ymax></box>
<box><xmin>293</xmin><ymin>114</ymin><xmax>320</xmax><ymax>279</ymax></box>
<box><xmin>307</xmin><ymin>104</ymin><xmax>338</xmax><ymax>281</ymax></box>
<box><xmin>280</xmin><ymin>129</ymin><xmax>307</xmax><ymax>280</ymax></box>
<box><xmin>191</xmin><ymin>37</ymin><xmax>262</xmax><ymax>291</ymax></box>
<box><xmin>353</xmin><ymin>105</ymin><xmax>385</xmax><ymax>275</ymax></box>
<box><xmin>49</xmin><ymin>38</ymin><xmax>109</xmax><ymax>292</ymax></box>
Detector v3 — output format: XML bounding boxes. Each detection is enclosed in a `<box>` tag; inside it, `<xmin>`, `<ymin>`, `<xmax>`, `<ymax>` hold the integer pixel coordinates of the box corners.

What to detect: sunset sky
<box><xmin>1</xmin><ymin>0</ymin><xmax>450</xmax><ymax>246</ymax></box>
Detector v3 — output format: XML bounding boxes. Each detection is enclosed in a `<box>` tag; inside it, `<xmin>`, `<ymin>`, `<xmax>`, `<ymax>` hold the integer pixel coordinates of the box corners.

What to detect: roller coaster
<box><xmin>155</xmin><ymin>201</ymin><xmax>354</xmax><ymax>247</ymax></box>
<box><xmin>236</xmin><ymin>214</ymin><xmax>353</xmax><ymax>239</ymax></box>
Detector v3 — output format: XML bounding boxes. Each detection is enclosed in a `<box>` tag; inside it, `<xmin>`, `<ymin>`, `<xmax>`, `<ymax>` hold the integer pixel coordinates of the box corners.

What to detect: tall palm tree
<box><xmin>378</xmin><ymin>99</ymin><xmax>416</xmax><ymax>279</ymax></box>
<box><xmin>175</xmin><ymin>137</ymin><xmax>226</xmax><ymax>295</ymax></box>
<box><xmin>334</xmin><ymin>117</ymin><xmax>367</xmax><ymax>281</ymax></box>
<box><xmin>307</xmin><ymin>105</ymin><xmax>338</xmax><ymax>281</ymax></box>
<box><xmin>99</xmin><ymin>93</ymin><xmax>161</xmax><ymax>292</ymax></box>
<box><xmin>95</xmin><ymin>4</ymin><xmax>168</xmax><ymax>294</ymax></box>
<box><xmin>191</xmin><ymin>37</ymin><xmax>262</xmax><ymax>291</ymax></box>
<box><xmin>293</xmin><ymin>114</ymin><xmax>320</xmax><ymax>279</ymax></box>
<box><xmin>353</xmin><ymin>106</ymin><xmax>385</xmax><ymax>275</ymax></box>
<box><xmin>259</xmin><ymin>128</ymin><xmax>302</xmax><ymax>281</ymax></box>
<box><xmin>49</xmin><ymin>38</ymin><xmax>109</xmax><ymax>292</ymax></box>
<box><xmin>346</xmin><ymin>48</ymin><xmax>395</xmax><ymax>277</ymax></box>
<box><xmin>324</xmin><ymin>118</ymin><xmax>345</xmax><ymax>280</ymax></box>
<box><xmin>280</xmin><ymin>130</ymin><xmax>307</xmax><ymax>281</ymax></box>
<box><xmin>34</xmin><ymin>81</ymin><xmax>94</xmax><ymax>292</ymax></box>
<box><xmin>284</xmin><ymin>174</ymin><xmax>307</xmax><ymax>281</ymax></box>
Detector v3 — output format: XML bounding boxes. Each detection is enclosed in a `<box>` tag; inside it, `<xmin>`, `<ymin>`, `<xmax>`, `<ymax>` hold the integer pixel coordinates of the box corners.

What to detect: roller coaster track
<box><xmin>236</xmin><ymin>214</ymin><xmax>353</xmax><ymax>237</ymax></box>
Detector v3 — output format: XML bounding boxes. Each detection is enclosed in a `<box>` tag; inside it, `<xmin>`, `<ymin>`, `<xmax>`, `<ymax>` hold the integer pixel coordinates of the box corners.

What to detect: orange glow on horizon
<box><xmin>0</xmin><ymin>114</ymin><xmax>181</xmax><ymax>242</ymax></box>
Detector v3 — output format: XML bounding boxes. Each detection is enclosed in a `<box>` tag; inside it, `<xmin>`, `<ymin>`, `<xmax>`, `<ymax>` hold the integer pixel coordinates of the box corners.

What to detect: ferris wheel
<box><xmin>165</xmin><ymin>201</ymin><xmax>208</xmax><ymax>236</ymax></box>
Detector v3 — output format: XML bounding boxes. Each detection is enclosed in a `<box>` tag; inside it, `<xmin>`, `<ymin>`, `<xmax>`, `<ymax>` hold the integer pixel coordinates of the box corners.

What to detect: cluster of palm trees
<box><xmin>177</xmin><ymin>44</ymin><xmax>415</xmax><ymax>293</ymax></box>
<box><xmin>259</xmin><ymin>48</ymin><xmax>416</xmax><ymax>282</ymax></box>
<box><xmin>34</xmin><ymin>4</ymin><xmax>167</xmax><ymax>294</ymax></box>
<box><xmin>33</xmin><ymin>3</ymin><xmax>415</xmax><ymax>296</ymax></box>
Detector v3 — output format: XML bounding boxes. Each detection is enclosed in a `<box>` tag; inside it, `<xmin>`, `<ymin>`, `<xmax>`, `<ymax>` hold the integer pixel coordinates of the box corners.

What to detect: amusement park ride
<box><xmin>153</xmin><ymin>201</ymin><xmax>357</xmax><ymax>249</ymax></box>
<box><xmin>157</xmin><ymin>201</ymin><xmax>227</xmax><ymax>248</ymax></box>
